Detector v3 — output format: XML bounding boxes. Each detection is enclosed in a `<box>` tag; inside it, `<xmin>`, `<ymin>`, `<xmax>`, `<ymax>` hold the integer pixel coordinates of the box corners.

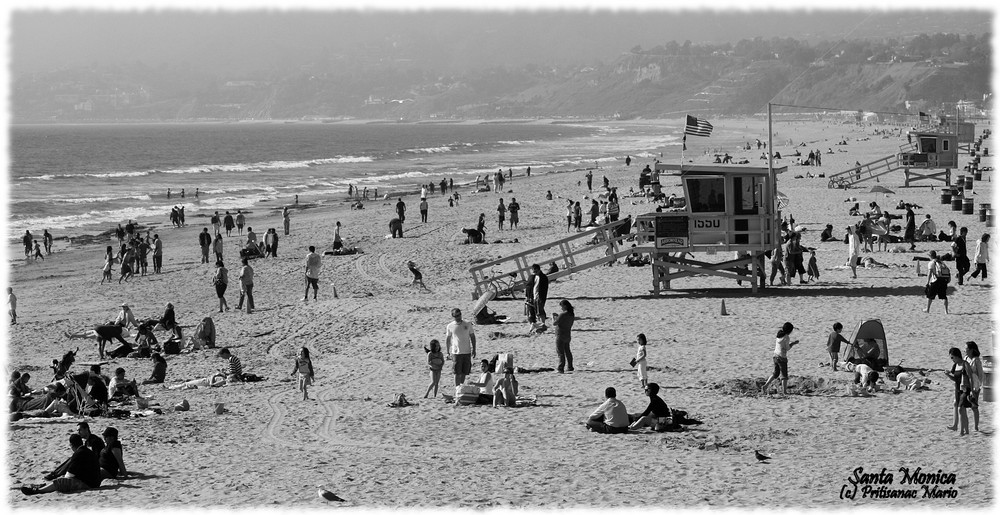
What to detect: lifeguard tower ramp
<box><xmin>468</xmin><ymin>218</ymin><xmax>644</xmax><ymax>300</ymax></box>
<box><xmin>826</xmin><ymin>143</ymin><xmax>910</xmax><ymax>189</ymax></box>
<box><xmin>633</xmin><ymin>163</ymin><xmax>784</xmax><ymax>294</ymax></box>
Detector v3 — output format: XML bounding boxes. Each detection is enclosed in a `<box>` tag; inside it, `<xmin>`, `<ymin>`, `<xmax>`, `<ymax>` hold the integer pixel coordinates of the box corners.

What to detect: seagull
<box><xmin>317</xmin><ymin>486</ymin><xmax>346</xmax><ymax>502</ymax></box>
<box><xmin>755</xmin><ymin>450</ymin><xmax>771</xmax><ymax>462</ymax></box>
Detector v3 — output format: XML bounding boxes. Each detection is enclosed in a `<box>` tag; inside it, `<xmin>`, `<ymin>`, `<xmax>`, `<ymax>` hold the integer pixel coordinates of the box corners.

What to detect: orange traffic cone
<box><xmin>720</xmin><ymin>300</ymin><xmax>728</xmax><ymax>316</ymax></box>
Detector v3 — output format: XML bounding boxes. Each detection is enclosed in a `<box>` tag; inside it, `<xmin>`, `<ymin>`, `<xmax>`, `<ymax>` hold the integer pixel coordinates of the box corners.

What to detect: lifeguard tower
<box><xmin>633</xmin><ymin>163</ymin><xmax>784</xmax><ymax>293</ymax></box>
<box><xmin>899</xmin><ymin>130</ymin><xmax>959</xmax><ymax>186</ymax></box>
<box><xmin>827</xmin><ymin>120</ymin><xmax>972</xmax><ymax>189</ymax></box>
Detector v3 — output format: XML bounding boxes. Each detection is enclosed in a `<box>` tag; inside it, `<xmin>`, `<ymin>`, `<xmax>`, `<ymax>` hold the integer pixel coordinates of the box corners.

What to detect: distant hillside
<box><xmin>11</xmin><ymin>51</ymin><xmax>990</xmax><ymax>122</ymax></box>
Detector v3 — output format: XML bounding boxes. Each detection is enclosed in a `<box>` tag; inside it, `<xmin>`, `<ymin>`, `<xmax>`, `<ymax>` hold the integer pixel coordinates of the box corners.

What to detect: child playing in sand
<box><xmin>7</xmin><ymin>287</ymin><xmax>16</xmax><ymax>325</ymax></box>
<box><xmin>806</xmin><ymin>249</ymin><xmax>819</xmax><ymax>282</ymax></box>
<box><xmin>761</xmin><ymin>322</ymin><xmax>799</xmax><ymax>396</ymax></box>
<box><xmin>630</xmin><ymin>334</ymin><xmax>649</xmax><ymax>387</ymax></box>
<box><xmin>407</xmin><ymin>261</ymin><xmax>428</xmax><ymax>291</ymax></box>
<box><xmin>826</xmin><ymin>322</ymin><xmax>850</xmax><ymax>371</ymax></box>
<box><xmin>290</xmin><ymin>347</ymin><xmax>315</xmax><ymax>401</ymax></box>
<box><xmin>33</xmin><ymin>240</ymin><xmax>44</xmax><ymax>261</ymax></box>
<box><xmin>424</xmin><ymin>339</ymin><xmax>444</xmax><ymax>398</ymax></box>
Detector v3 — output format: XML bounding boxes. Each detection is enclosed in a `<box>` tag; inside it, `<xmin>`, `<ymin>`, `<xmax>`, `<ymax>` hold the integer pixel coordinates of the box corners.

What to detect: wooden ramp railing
<box><xmin>469</xmin><ymin>218</ymin><xmax>636</xmax><ymax>300</ymax></box>
<box><xmin>827</xmin><ymin>154</ymin><xmax>903</xmax><ymax>189</ymax></box>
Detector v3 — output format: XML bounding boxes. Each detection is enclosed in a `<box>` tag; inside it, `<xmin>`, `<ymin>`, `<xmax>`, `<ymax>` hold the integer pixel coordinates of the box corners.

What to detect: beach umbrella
<box><xmin>868</xmin><ymin>185</ymin><xmax>894</xmax><ymax>195</ymax></box>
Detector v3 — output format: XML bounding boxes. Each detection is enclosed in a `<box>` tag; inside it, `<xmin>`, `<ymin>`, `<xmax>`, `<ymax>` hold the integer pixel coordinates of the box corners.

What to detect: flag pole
<box><xmin>767</xmin><ymin>103</ymin><xmax>775</xmax><ymax>210</ymax></box>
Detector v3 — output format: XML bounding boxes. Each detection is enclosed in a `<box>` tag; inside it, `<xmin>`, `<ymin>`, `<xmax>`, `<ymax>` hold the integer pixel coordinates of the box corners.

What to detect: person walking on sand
<box><xmin>33</xmin><ymin>240</ymin><xmax>44</xmax><ymax>261</ymax></box>
<box><xmin>553</xmin><ymin>300</ymin><xmax>575</xmax><ymax>373</ymax></box>
<box><xmin>585</xmin><ymin>170</ymin><xmax>593</xmax><ymax>192</ymax></box>
<box><xmin>395</xmin><ymin>198</ymin><xmax>406</xmax><ymax>224</ymax></box>
<box><xmin>282</xmin><ymin>206</ymin><xmax>291</xmax><ymax>236</ymax></box>
<box><xmin>43</xmin><ymin>230</ymin><xmax>53</xmax><ymax>255</ymax></box>
<box><xmin>237</xmin><ymin>258</ymin><xmax>255</xmax><ymax>314</ymax></box>
<box><xmin>444</xmin><ymin>308</ymin><xmax>476</xmax><ymax>386</ymax></box>
<box><xmin>8</xmin><ymin>287</ymin><xmax>17</xmax><ymax>325</ymax></box>
<box><xmin>213</xmin><ymin>260</ymin><xmax>230</xmax><ymax>313</ymax></box>
<box><xmin>152</xmin><ymin>234</ymin><xmax>163</xmax><ymax>274</ymax></box>
<box><xmin>566</xmin><ymin>200</ymin><xmax>574</xmax><ymax>232</ymax></box>
<box><xmin>198</xmin><ymin>228</ymin><xmax>212</xmax><ymax>264</ymax></box>
<box><xmin>304</xmin><ymin>246</ymin><xmax>332</xmax><ymax>301</ymax></box>
<box><xmin>212</xmin><ymin>233</ymin><xmax>224</xmax><ymax>263</ymax></box>
<box><xmin>290</xmin><ymin>347</ymin><xmax>315</xmax><ymax>401</ymax></box>
<box><xmin>827</xmin><ymin>322</ymin><xmax>850</xmax><ymax>371</ymax></box>
<box><xmin>924</xmin><ymin>250</ymin><xmax>950</xmax><ymax>314</ymax></box>
<box><xmin>946</xmin><ymin>347</ymin><xmax>973</xmax><ymax>435</ymax></box>
<box><xmin>101</xmin><ymin>246</ymin><xmax>114</xmax><ymax>284</ymax></box>
<box><xmin>630</xmin><ymin>334</ymin><xmax>649</xmax><ymax>387</ymax></box>
<box><xmin>574</xmin><ymin>201</ymin><xmax>583</xmax><ymax>231</ymax></box>
<box><xmin>846</xmin><ymin>225</ymin><xmax>861</xmax><ymax>279</ymax></box>
<box><xmin>952</xmin><ymin>227</ymin><xmax>970</xmax><ymax>285</ymax></box>
<box><xmin>211</xmin><ymin>211</ymin><xmax>222</xmax><ymax>236</ymax></box>
<box><xmin>424</xmin><ymin>339</ymin><xmax>445</xmax><ymax>398</ymax></box>
<box><xmin>761</xmin><ymin>322</ymin><xmax>799</xmax><ymax>396</ymax></box>
<box><xmin>419</xmin><ymin>198</ymin><xmax>428</xmax><ymax>223</ymax></box>
<box><xmin>235</xmin><ymin>210</ymin><xmax>246</xmax><ymax>235</ymax></box>
<box><xmin>965</xmin><ymin>341</ymin><xmax>984</xmax><ymax>432</ymax></box>
<box><xmin>970</xmin><ymin>233</ymin><xmax>990</xmax><ymax>281</ymax></box>
<box><xmin>223</xmin><ymin>211</ymin><xmax>235</xmax><ymax>237</ymax></box>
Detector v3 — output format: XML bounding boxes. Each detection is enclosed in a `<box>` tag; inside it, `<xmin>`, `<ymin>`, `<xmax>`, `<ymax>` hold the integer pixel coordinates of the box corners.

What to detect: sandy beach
<box><xmin>5</xmin><ymin>118</ymin><xmax>994</xmax><ymax>508</ymax></box>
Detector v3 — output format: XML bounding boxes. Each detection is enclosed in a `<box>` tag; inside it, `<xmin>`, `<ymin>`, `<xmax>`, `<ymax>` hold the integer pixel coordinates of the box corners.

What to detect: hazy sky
<box><xmin>6</xmin><ymin>2</ymin><xmax>995</xmax><ymax>77</ymax></box>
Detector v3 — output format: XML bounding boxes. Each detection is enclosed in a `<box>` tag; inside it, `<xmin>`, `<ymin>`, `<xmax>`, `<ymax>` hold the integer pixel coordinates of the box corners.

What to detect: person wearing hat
<box><xmin>21</xmin><ymin>434</ymin><xmax>103</xmax><ymax>495</ymax></box>
<box><xmin>99</xmin><ymin>426</ymin><xmax>128</xmax><ymax>479</ymax></box>
<box><xmin>114</xmin><ymin>303</ymin><xmax>138</xmax><ymax>329</ymax></box>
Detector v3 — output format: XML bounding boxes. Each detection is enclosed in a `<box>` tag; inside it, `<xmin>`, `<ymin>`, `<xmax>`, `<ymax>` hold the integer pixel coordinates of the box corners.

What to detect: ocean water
<box><xmin>9</xmin><ymin>121</ymin><xmax>682</xmax><ymax>239</ymax></box>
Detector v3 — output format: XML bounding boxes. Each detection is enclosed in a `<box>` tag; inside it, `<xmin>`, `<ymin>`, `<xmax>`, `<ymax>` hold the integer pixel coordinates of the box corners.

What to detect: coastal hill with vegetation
<box><xmin>12</xmin><ymin>32</ymin><xmax>990</xmax><ymax>122</ymax></box>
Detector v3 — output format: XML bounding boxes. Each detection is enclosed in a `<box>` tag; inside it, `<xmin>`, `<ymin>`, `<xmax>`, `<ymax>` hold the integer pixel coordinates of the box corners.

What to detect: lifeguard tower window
<box><xmin>942</xmin><ymin>139</ymin><xmax>949</xmax><ymax>152</ymax></box>
<box><xmin>920</xmin><ymin>137</ymin><xmax>937</xmax><ymax>153</ymax></box>
<box><xmin>687</xmin><ymin>177</ymin><xmax>726</xmax><ymax>213</ymax></box>
<box><xmin>733</xmin><ymin>176</ymin><xmax>760</xmax><ymax>215</ymax></box>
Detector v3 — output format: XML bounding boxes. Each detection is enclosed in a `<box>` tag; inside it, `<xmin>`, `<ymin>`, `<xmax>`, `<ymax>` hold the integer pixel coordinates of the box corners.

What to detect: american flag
<box><xmin>918</xmin><ymin>111</ymin><xmax>929</xmax><ymax>123</ymax></box>
<box><xmin>684</xmin><ymin>115</ymin><xmax>713</xmax><ymax>137</ymax></box>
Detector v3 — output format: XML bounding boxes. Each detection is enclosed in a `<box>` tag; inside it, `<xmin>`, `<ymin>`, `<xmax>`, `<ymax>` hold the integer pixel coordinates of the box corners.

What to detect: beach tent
<box><xmin>843</xmin><ymin>319</ymin><xmax>889</xmax><ymax>371</ymax></box>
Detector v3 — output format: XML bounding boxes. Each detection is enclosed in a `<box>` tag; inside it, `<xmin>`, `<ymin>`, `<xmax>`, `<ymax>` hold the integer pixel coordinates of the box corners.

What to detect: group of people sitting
<box><xmin>9</xmin><ymin>355</ymin><xmax>160</xmax><ymax>420</ymax></box>
<box><xmin>19</xmin><ymin>421</ymin><xmax>128</xmax><ymax>495</ymax></box>
<box><xmin>585</xmin><ymin>384</ymin><xmax>679</xmax><ymax>434</ymax></box>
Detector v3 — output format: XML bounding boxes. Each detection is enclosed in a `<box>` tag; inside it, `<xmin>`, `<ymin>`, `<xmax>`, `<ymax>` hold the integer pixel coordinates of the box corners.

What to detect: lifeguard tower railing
<box><xmin>468</xmin><ymin>218</ymin><xmax>640</xmax><ymax>300</ymax></box>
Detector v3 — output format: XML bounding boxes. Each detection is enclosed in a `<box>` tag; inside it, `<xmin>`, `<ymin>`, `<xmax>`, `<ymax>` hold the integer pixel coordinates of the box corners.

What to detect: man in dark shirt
<box><xmin>628</xmin><ymin>382</ymin><xmax>672</xmax><ymax>430</ymax></box>
<box><xmin>22</xmin><ymin>434</ymin><xmax>102</xmax><ymax>495</ymax></box>
<box><xmin>953</xmin><ymin>226</ymin><xmax>970</xmax><ymax>285</ymax></box>
<box><xmin>44</xmin><ymin>422</ymin><xmax>105</xmax><ymax>480</ymax></box>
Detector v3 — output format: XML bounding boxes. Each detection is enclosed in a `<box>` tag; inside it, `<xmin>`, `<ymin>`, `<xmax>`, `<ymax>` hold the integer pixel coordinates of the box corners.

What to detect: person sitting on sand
<box><xmin>20</xmin><ymin>434</ymin><xmax>103</xmax><ymax>496</ymax></box>
<box><xmin>11</xmin><ymin>382</ymin><xmax>73</xmax><ymax>417</ymax></box>
<box><xmin>9</xmin><ymin>371</ymin><xmax>33</xmax><ymax>405</ymax></box>
<box><xmin>99</xmin><ymin>426</ymin><xmax>128</xmax><ymax>479</ymax></box>
<box><xmin>471</xmin><ymin>359</ymin><xmax>495</xmax><ymax>404</ymax></box>
<box><xmin>628</xmin><ymin>382</ymin><xmax>672</xmax><ymax>431</ymax></box>
<box><xmin>156</xmin><ymin>302</ymin><xmax>182</xmax><ymax>340</ymax></box>
<box><xmin>462</xmin><ymin>227</ymin><xmax>484</xmax><ymax>244</ymax></box>
<box><xmin>114</xmin><ymin>303</ymin><xmax>138</xmax><ymax>330</ymax></box>
<box><xmin>492</xmin><ymin>366</ymin><xmax>519</xmax><ymax>408</ymax></box>
<box><xmin>585</xmin><ymin>386</ymin><xmax>629</xmax><ymax>434</ymax></box>
<box><xmin>107</xmin><ymin>367</ymin><xmax>139</xmax><ymax>400</ymax></box>
<box><xmin>142</xmin><ymin>353</ymin><xmax>168</xmax><ymax>384</ymax></box>
<box><xmin>820</xmin><ymin>224</ymin><xmax>836</xmax><ymax>242</ymax></box>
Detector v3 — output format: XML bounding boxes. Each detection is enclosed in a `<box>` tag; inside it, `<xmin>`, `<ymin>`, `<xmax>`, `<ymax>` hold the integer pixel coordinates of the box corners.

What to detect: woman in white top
<box><xmin>970</xmin><ymin>233</ymin><xmax>990</xmax><ymax>281</ymax></box>
<box><xmin>965</xmin><ymin>341</ymin><xmax>985</xmax><ymax>432</ymax></box>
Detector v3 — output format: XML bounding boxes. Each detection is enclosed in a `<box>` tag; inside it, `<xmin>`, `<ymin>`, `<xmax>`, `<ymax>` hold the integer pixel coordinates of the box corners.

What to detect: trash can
<box><xmin>965</xmin><ymin>177</ymin><xmax>974</xmax><ymax>191</ymax></box>
<box><xmin>956</xmin><ymin>175</ymin><xmax>965</xmax><ymax>189</ymax></box>
<box><xmin>941</xmin><ymin>188</ymin><xmax>952</xmax><ymax>204</ymax></box>
<box><xmin>963</xmin><ymin>198</ymin><xmax>974</xmax><ymax>215</ymax></box>
<box><xmin>988</xmin><ymin>209</ymin><xmax>995</xmax><ymax>228</ymax></box>
<box><xmin>982</xmin><ymin>355</ymin><xmax>994</xmax><ymax>402</ymax></box>
<box><xmin>952</xmin><ymin>195</ymin><xmax>964</xmax><ymax>211</ymax></box>
<box><xmin>980</xmin><ymin>203</ymin><xmax>991</xmax><ymax>223</ymax></box>
<box><xmin>974</xmin><ymin>170</ymin><xmax>983</xmax><ymax>181</ymax></box>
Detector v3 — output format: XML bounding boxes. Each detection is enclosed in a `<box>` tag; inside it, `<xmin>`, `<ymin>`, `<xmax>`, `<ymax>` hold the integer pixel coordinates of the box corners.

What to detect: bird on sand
<box><xmin>317</xmin><ymin>486</ymin><xmax>346</xmax><ymax>502</ymax></box>
<box><xmin>754</xmin><ymin>450</ymin><xmax>771</xmax><ymax>462</ymax></box>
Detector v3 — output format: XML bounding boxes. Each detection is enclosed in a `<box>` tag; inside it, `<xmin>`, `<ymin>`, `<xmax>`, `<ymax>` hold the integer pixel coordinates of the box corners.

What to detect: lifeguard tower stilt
<box><xmin>634</xmin><ymin>163</ymin><xmax>784</xmax><ymax>293</ymax></box>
